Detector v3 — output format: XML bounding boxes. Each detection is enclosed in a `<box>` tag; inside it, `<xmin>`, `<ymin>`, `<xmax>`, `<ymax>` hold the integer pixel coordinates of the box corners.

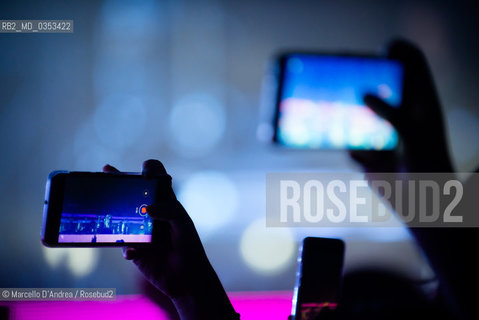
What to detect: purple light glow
<box><xmin>58</xmin><ymin>234</ymin><xmax>152</xmax><ymax>243</ymax></box>
<box><xmin>2</xmin><ymin>292</ymin><xmax>293</xmax><ymax>320</ymax></box>
<box><xmin>229</xmin><ymin>291</ymin><xmax>293</xmax><ymax>320</ymax></box>
<box><xmin>3</xmin><ymin>295</ymin><xmax>169</xmax><ymax>320</ymax></box>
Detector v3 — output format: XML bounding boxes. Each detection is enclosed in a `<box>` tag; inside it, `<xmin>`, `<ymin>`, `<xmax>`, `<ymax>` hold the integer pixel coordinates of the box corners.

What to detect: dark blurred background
<box><xmin>1</xmin><ymin>0</ymin><xmax>478</xmax><ymax>294</ymax></box>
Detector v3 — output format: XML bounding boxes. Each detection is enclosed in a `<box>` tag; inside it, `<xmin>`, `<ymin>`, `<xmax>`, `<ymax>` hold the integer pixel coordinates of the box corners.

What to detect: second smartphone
<box><xmin>271</xmin><ymin>52</ymin><xmax>404</xmax><ymax>150</ymax></box>
<box><xmin>291</xmin><ymin>237</ymin><xmax>345</xmax><ymax>320</ymax></box>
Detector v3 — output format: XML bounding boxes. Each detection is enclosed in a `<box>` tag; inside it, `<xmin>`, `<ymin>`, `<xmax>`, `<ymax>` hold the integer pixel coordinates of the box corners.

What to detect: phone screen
<box><xmin>57</xmin><ymin>174</ymin><xmax>156</xmax><ymax>244</ymax></box>
<box><xmin>292</xmin><ymin>237</ymin><xmax>345</xmax><ymax>320</ymax></box>
<box><xmin>275</xmin><ymin>54</ymin><xmax>403</xmax><ymax>150</ymax></box>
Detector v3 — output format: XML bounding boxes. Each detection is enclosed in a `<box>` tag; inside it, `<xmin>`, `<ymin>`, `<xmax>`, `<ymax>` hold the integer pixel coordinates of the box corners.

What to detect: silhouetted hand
<box><xmin>103</xmin><ymin>160</ymin><xmax>238</xmax><ymax>320</ymax></box>
<box><xmin>350</xmin><ymin>39</ymin><xmax>454</xmax><ymax>173</ymax></box>
<box><xmin>349</xmin><ymin>40</ymin><xmax>479</xmax><ymax>319</ymax></box>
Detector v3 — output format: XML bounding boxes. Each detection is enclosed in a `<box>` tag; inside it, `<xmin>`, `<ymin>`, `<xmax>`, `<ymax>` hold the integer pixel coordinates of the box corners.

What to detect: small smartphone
<box><xmin>291</xmin><ymin>237</ymin><xmax>345</xmax><ymax>320</ymax></box>
<box><xmin>41</xmin><ymin>171</ymin><xmax>159</xmax><ymax>247</ymax></box>
<box><xmin>272</xmin><ymin>52</ymin><xmax>404</xmax><ymax>150</ymax></box>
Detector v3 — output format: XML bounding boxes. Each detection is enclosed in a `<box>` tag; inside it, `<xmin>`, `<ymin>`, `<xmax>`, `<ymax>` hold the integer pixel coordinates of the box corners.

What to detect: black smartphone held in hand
<box><xmin>291</xmin><ymin>237</ymin><xmax>345</xmax><ymax>320</ymax></box>
<box><xmin>41</xmin><ymin>171</ymin><xmax>158</xmax><ymax>247</ymax></box>
<box><xmin>272</xmin><ymin>52</ymin><xmax>404</xmax><ymax>150</ymax></box>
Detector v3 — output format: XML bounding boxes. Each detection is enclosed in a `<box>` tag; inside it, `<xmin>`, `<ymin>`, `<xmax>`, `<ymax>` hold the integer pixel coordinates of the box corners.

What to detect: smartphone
<box><xmin>272</xmin><ymin>52</ymin><xmax>404</xmax><ymax>150</ymax></box>
<box><xmin>291</xmin><ymin>237</ymin><xmax>345</xmax><ymax>320</ymax></box>
<box><xmin>41</xmin><ymin>171</ymin><xmax>158</xmax><ymax>247</ymax></box>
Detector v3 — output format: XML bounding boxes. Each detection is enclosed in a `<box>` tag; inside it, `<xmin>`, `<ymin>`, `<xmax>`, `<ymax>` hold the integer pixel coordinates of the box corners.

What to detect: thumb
<box><xmin>364</xmin><ymin>94</ymin><xmax>401</xmax><ymax>130</ymax></box>
<box><xmin>146</xmin><ymin>201</ymin><xmax>198</xmax><ymax>244</ymax></box>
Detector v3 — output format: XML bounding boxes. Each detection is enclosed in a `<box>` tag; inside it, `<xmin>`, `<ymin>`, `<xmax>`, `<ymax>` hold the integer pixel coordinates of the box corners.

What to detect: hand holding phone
<box><xmin>270</xmin><ymin>52</ymin><xmax>404</xmax><ymax>150</ymax></box>
<box><xmin>42</xmin><ymin>160</ymin><xmax>239</xmax><ymax>318</ymax></box>
<box><xmin>349</xmin><ymin>40</ymin><xmax>454</xmax><ymax>173</ymax></box>
<box><xmin>41</xmin><ymin>169</ymin><xmax>162</xmax><ymax>247</ymax></box>
<box><xmin>108</xmin><ymin>161</ymin><xmax>239</xmax><ymax>318</ymax></box>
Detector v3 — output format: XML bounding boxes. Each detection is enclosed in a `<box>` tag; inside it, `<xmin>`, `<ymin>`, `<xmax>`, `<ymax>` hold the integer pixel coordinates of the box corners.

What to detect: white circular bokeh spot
<box><xmin>94</xmin><ymin>94</ymin><xmax>147</xmax><ymax>152</ymax></box>
<box><xmin>42</xmin><ymin>247</ymin><xmax>99</xmax><ymax>277</ymax></box>
<box><xmin>67</xmin><ymin>248</ymin><xmax>99</xmax><ymax>277</ymax></box>
<box><xmin>43</xmin><ymin>247</ymin><xmax>68</xmax><ymax>268</ymax></box>
<box><xmin>178</xmin><ymin>171</ymin><xmax>239</xmax><ymax>235</ymax></box>
<box><xmin>168</xmin><ymin>93</ymin><xmax>226</xmax><ymax>158</ymax></box>
<box><xmin>240</xmin><ymin>218</ymin><xmax>295</xmax><ymax>275</ymax></box>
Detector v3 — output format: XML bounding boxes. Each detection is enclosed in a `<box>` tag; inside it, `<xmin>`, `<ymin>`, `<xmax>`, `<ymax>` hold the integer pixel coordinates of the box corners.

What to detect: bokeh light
<box><xmin>240</xmin><ymin>218</ymin><xmax>295</xmax><ymax>275</ymax></box>
<box><xmin>66</xmin><ymin>248</ymin><xmax>99</xmax><ymax>277</ymax></box>
<box><xmin>178</xmin><ymin>171</ymin><xmax>239</xmax><ymax>236</ymax></box>
<box><xmin>43</xmin><ymin>247</ymin><xmax>99</xmax><ymax>277</ymax></box>
<box><xmin>168</xmin><ymin>93</ymin><xmax>226</xmax><ymax>158</ymax></box>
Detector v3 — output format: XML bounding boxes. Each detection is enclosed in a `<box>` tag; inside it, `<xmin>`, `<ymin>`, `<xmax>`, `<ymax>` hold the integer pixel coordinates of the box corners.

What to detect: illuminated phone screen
<box><xmin>58</xmin><ymin>175</ymin><xmax>156</xmax><ymax>243</ymax></box>
<box><xmin>276</xmin><ymin>54</ymin><xmax>403</xmax><ymax>150</ymax></box>
<box><xmin>292</xmin><ymin>237</ymin><xmax>345</xmax><ymax>320</ymax></box>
